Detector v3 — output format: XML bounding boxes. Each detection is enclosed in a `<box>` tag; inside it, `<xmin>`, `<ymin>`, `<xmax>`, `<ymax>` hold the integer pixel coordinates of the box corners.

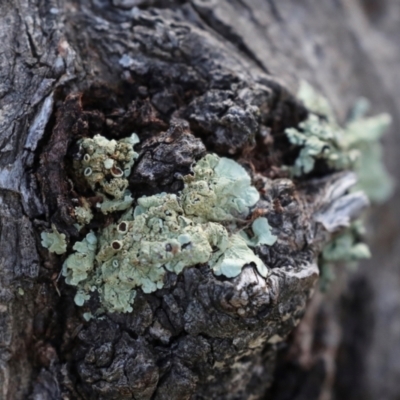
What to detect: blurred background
<box><xmin>227</xmin><ymin>0</ymin><xmax>400</xmax><ymax>398</ymax></box>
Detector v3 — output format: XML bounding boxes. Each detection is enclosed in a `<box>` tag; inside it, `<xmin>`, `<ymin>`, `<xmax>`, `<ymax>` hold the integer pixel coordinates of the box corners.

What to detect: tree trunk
<box><xmin>1</xmin><ymin>1</ymin><xmax>399</xmax><ymax>399</ymax></box>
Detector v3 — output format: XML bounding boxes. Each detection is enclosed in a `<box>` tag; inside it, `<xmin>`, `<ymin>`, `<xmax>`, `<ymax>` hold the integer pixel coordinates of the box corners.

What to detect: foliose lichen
<box><xmin>319</xmin><ymin>221</ymin><xmax>371</xmax><ymax>290</ymax></box>
<box><xmin>322</xmin><ymin>221</ymin><xmax>371</xmax><ymax>264</ymax></box>
<box><xmin>63</xmin><ymin>231</ymin><xmax>97</xmax><ymax>286</ymax></box>
<box><xmin>74</xmin><ymin>199</ymin><xmax>93</xmax><ymax>230</ymax></box>
<box><xmin>240</xmin><ymin>217</ymin><xmax>277</xmax><ymax>247</ymax></box>
<box><xmin>75</xmin><ymin>133</ymin><xmax>140</xmax><ymax>214</ymax></box>
<box><xmin>286</xmin><ymin>81</ymin><xmax>393</xmax><ymax>203</ymax></box>
<box><xmin>181</xmin><ymin>155</ymin><xmax>260</xmax><ymax>223</ymax></box>
<box><xmin>288</xmin><ymin>82</ymin><xmax>393</xmax><ymax>289</ymax></box>
<box><xmin>285</xmin><ymin>113</ymin><xmax>359</xmax><ymax>176</ymax></box>
<box><xmin>346</xmin><ymin>99</ymin><xmax>394</xmax><ymax>203</ymax></box>
<box><xmin>63</xmin><ymin>152</ymin><xmax>276</xmax><ymax>313</ymax></box>
<box><xmin>41</xmin><ymin>224</ymin><xmax>67</xmax><ymax>255</ymax></box>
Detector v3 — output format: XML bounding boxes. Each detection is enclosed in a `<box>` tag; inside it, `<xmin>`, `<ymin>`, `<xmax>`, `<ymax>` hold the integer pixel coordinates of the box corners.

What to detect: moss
<box><xmin>63</xmin><ymin>153</ymin><xmax>275</xmax><ymax>313</ymax></box>
<box><xmin>41</xmin><ymin>224</ymin><xmax>67</xmax><ymax>255</ymax></box>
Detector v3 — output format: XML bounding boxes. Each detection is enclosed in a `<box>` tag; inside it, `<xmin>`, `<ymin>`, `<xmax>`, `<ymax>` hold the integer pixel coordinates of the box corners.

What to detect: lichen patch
<box><xmin>62</xmin><ymin>151</ymin><xmax>276</xmax><ymax>313</ymax></box>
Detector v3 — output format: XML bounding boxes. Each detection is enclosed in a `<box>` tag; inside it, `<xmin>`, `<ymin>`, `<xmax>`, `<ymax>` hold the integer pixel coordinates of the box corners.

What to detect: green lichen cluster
<box><xmin>74</xmin><ymin>199</ymin><xmax>94</xmax><ymax>228</ymax></box>
<box><xmin>180</xmin><ymin>155</ymin><xmax>259</xmax><ymax>223</ymax></box>
<box><xmin>41</xmin><ymin>224</ymin><xmax>67</xmax><ymax>255</ymax></box>
<box><xmin>288</xmin><ymin>82</ymin><xmax>393</xmax><ymax>289</ymax></box>
<box><xmin>74</xmin><ymin>206</ymin><xmax>93</xmax><ymax>225</ymax></box>
<box><xmin>346</xmin><ymin>100</ymin><xmax>394</xmax><ymax>203</ymax></box>
<box><xmin>240</xmin><ymin>217</ymin><xmax>277</xmax><ymax>247</ymax></box>
<box><xmin>286</xmin><ymin>81</ymin><xmax>393</xmax><ymax>203</ymax></box>
<box><xmin>62</xmin><ymin>153</ymin><xmax>277</xmax><ymax>313</ymax></box>
<box><xmin>322</xmin><ymin>221</ymin><xmax>370</xmax><ymax>264</ymax></box>
<box><xmin>285</xmin><ymin>113</ymin><xmax>359</xmax><ymax>176</ymax></box>
<box><xmin>75</xmin><ymin>133</ymin><xmax>140</xmax><ymax>216</ymax></box>
<box><xmin>319</xmin><ymin>221</ymin><xmax>371</xmax><ymax>291</ymax></box>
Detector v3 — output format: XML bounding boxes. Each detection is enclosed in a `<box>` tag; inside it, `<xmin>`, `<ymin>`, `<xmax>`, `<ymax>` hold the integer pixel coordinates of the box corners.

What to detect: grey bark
<box><xmin>0</xmin><ymin>1</ymin><xmax>399</xmax><ymax>400</ymax></box>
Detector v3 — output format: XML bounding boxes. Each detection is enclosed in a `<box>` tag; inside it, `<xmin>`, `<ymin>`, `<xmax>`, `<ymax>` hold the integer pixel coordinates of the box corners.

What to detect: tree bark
<box><xmin>1</xmin><ymin>1</ymin><xmax>400</xmax><ymax>399</ymax></box>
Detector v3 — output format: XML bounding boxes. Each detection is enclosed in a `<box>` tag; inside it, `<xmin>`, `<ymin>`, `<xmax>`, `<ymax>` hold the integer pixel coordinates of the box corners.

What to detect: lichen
<box><xmin>286</xmin><ymin>80</ymin><xmax>393</xmax><ymax>202</ymax></box>
<box><xmin>322</xmin><ymin>227</ymin><xmax>371</xmax><ymax>263</ymax></box>
<box><xmin>41</xmin><ymin>224</ymin><xmax>67</xmax><ymax>255</ymax></box>
<box><xmin>297</xmin><ymin>80</ymin><xmax>336</xmax><ymax>122</ymax></box>
<box><xmin>285</xmin><ymin>114</ymin><xmax>359</xmax><ymax>176</ymax></box>
<box><xmin>63</xmin><ymin>153</ymin><xmax>275</xmax><ymax>313</ymax></box>
<box><xmin>289</xmin><ymin>82</ymin><xmax>392</xmax><ymax>289</ymax></box>
<box><xmin>74</xmin><ymin>199</ymin><xmax>93</xmax><ymax>226</ymax></box>
<box><xmin>62</xmin><ymin>231</ymin><xmax>97</xmax><ymax>285</ymax></box>
<box><xmin>181</xmin><ymin>154</ymin><xmax>260</xmax><ymax>222</ymax></box>
<box><xmin>75</xmin><ymin>133</ymin><xmax>139</xmax><ymax>213</ymax></box>
<box><xmin>345</xmin><ymin>99</ymin><xmax>394</xmax><ymax>203</ymax></box>
<box><xmin>212</xmin><ymin>233</ymin><xmax>269</xmax><ymax>278</ymax></box>
<box><xmin>83</xmin><ymin>312</ymin><xmax>93</xmax><ymax>321</ymax></box>
<box><xmin>97</xmin><ymin>193</ymin><xmax>134</xmax><ymax>215</ymax></box>
<box><xmin>241</xmin><ymin>217</ymin><xmax>277</xmax><ymax>247</ymax></box>
<box><xmin>319</xmin><ymin>221</ymin><xmax>371</xmax><ymax>291</ymax></box>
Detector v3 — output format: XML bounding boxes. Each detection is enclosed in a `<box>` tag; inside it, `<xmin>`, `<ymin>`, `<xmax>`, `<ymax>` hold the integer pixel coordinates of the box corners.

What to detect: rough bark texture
<box><xmin>1</xmin><ymin>1</ymin><xmax>400</xmax><ymax>400</ymax></box>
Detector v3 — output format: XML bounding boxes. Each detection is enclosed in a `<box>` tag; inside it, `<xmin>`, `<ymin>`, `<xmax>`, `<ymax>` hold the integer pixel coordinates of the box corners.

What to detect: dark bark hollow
<box><xmin>1</xmin><ymin>1</ymin><xmax>398</xmax><ymax>400</ymax></box>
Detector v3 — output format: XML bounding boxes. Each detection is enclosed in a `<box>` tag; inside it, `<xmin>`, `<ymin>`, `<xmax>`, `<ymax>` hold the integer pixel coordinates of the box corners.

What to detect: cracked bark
<box><xmin>1</xmin><ymin>1</ymin><xmax>400</xmax><ymax>399</ymax></box>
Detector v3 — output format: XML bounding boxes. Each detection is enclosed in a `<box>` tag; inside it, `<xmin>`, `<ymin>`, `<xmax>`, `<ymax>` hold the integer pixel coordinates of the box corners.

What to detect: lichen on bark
<box><xmin>39</xmin><ymin>84</ymin><xmax>368</xmax><ymax>399</ymax></box>
<box><xmin>62</xmin><ymin>151</ymin><xmax>275</xmax><ymax>313</ymax></box>
<box><xmin>2</xmin><ymin>1</ymin><xmax>393</xmax><ymax>399</ymax></box>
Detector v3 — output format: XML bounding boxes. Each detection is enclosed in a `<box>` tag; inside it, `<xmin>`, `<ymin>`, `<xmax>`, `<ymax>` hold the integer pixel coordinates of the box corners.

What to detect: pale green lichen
<box><xmin>63</xmin><ymin>232</ymin><xmax>97</xmax><ymax>285</ymax></box>
<box><xmin>289</xmin><ymin>82</ymin><xmax>392</xmax><ymax>289</ymax></box>
<box><xmin>74</xmin><ymin>199</ymin><xmax>93</xmax><ymax>227</ymax></box>
<box><xmin>345</xmin><ymin>100</ymin><xmax>394</xmax><ymax>203</ymax></box>
<box><xmin>322</xmin><ymin>231</ymin><xmax>371</xmax><ymax>264</ymax></box>
<box><xmin>297</xmin><ymin>80</ymin><xmax>336</xmax><ymax>122</ymax></box>
<box><xmin>286</xmin><ymin>81</ymin><xmax>393</xmax><ymax>203</ymax></box>
<box><xmin>75</xmin><ymin>133</ymin><xmax>139</xmax><ymax>213</ymax></box>
<box><xmin>319</xmin><ymin>222</ymin><xmax>371</xmax><ymax>291</ymax></box>
<box><xmin>289</xmin><ymin>82</ymin><xmax>393</xmax><ymax>204</ymax></box>
<box><xmin>41</xmin><ymin>224</ymin><xmax>67</xmax><ymax>255</ymax></box>
<box><xmin>181</xmin><ymin>154</ymin><xmax>260</xmax><ymax>222</ymax></box>
<box><xmin>241</xmin><ymin>217</ymin><xmax>278</xmax><ymax>247</ymax></box>
<box><xmin>285</xmin><ymin>114</ymin><xmax>359</xmax><ymax>176</ymax></box>
<box><xmin>63</xmin><ymin>154</ymin><xmax>275</xmax><ymax>313</ymax></box>
<box><xmin>83</xmin><ymin>312</ymin><xmax>93</xmax><ymax>321</ymax></box>
<box><xmin>212</xmin><ymin>233</ymin><xmax>269</xmax><ymax>278</ymax></box>
<box><xmin>98</xmin><ymin>193</ymin><xmax>134</xmax><ymax>214</ymax></box>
